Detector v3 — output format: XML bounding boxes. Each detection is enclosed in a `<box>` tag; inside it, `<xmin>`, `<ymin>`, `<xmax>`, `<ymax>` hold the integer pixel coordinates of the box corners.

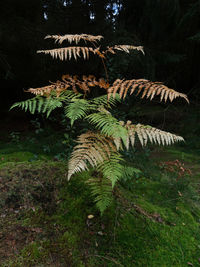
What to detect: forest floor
<box><xmin>0</xmin><ymin>106</ymin><xmax>200</xmax><ymax>266</ymax></box>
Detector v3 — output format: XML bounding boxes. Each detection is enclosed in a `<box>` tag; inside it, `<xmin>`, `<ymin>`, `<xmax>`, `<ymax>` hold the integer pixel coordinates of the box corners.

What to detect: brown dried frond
<box><xmin>27</xmin><ymin>81</ymin><xmax>70</xmax><ymax>97</ymax></box>
<box><xmin>98</xmin><ymin>78</ymin><xmax>110</xmax><ymax>89</ymax></box>
<box><xmin>37</xmin><ymin>46</ymin><xmax>99</xmax><ymax>61</ymax></box>
<box><xmin>27</xmin><ymin>75</ymin><xmax>109</xmax><ymax>97</ymax></box>
<box><xmin>45</xmin><ymin>34</ymin><xmax>103</xmax><ymax>44</ymax></box>
<box><xmin>62</xmin><ymin>74</ymin><xmax>109</xmax><ymax>93</ymax></box>
<box><xmin>67</xmin><ymin>131</ymin><xmax>117</xmax><ymax>180</ymax></box>
<box><xmin>107</xmin><ymin>79</ymin><xmax>189</xmax><ymax>103</ymax></box>
<box><xmin>105</xmin><ymin>45</ymin><xmax>144</xmax><ymax>55</ymax></box>
<box><xmin>27</xmin><ymin>85</ymin><xmax>55</xmax><ymax>97</ymax></box>
<box><xmin>116</xmin><ymin>121</ymin><xmax>184</xmax><ymax>149</ymax></box>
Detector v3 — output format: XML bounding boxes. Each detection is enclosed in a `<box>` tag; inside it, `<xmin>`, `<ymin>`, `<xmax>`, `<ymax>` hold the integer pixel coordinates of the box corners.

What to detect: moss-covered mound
<box><xmin>0</xmin><ymin>154</ymin><xmax>199</xmax><ymax>267</ymax></box>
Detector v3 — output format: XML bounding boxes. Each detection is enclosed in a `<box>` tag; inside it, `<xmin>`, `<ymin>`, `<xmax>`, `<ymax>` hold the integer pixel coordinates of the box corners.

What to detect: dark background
<box><xmin>1</xmin><ymin>0</ymin><xmax>200</xmax><ymax>110</ymax></box>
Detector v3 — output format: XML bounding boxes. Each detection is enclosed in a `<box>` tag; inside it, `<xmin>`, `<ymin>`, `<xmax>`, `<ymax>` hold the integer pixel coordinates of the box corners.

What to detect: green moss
<box><xmin>0</xmin><ymin>151</ymin><xmax>49</xmax><ymax>164</ymax></box>
<box><xmin>114</xmin><ymin>211</ymin><xmax>200</xmax><ymax>266</ymax></box>
<box><xmin>0</xmin><ymin>134</ymin><xmax>200</xmax><ymax>266</ymax></box>
<box><xmin>165</xmin><ymin>147</ymin><xmax>200</xmax><ymax>163</ymax></box>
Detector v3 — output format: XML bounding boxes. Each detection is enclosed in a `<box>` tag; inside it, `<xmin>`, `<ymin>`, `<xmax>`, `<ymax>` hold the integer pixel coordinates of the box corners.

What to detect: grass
<box><xmin>0</xmin><ymin>113</ymin><xmax>200</xmax><ymax>266</ymax></box>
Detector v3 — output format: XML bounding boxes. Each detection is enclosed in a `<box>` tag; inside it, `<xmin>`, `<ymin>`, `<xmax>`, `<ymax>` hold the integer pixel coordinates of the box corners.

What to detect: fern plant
<box><xmin>11</xmin><ymin>33</ymin><xmax>189</xmax><ymax>214</ymax></box>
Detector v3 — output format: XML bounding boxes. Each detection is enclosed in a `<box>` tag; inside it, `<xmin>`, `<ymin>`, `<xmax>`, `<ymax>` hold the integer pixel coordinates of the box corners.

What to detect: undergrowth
<box><xmin>0</xmin><ymin>138</ymin><xmax>200</xmax><ymax>266</ymax></box>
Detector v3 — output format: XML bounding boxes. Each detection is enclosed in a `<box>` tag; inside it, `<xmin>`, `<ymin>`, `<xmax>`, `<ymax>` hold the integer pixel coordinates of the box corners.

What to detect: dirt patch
<box><xmin>0</xmin><ymin>162</ymin><xmax>67</xmax><ymax>264</ymax></box>
<box><xmin>0</xmin><ymin>214</ymin><xmax>41</xmax><ymax>263</ymax></box>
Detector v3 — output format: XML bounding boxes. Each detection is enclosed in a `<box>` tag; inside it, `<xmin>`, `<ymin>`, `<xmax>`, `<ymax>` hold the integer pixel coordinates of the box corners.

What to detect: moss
<box><xmin>165</xmin><ymin>147</ymin><xmax>200</xmax><ymax>163</ymax></box>
<box><xmin>0</xmin><ymin>133</ymin><xmax>200</xmax><ymax>266</ymax></box>
<box><xmin>0</xmin><ymin>151</ymin><xmax>50</xmax><ymax>165</ymax></box>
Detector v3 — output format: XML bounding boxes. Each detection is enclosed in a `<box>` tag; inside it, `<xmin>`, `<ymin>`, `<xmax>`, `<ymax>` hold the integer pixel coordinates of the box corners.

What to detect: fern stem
<box><xmin>91</xmin><ymin>41</ymin><xmax>109</xmax><ymax>83</ymax></box>
<box><xmin>101</xmin><ymin>57</ymin><xmax>109</xmax><ymax>83</ymax></box>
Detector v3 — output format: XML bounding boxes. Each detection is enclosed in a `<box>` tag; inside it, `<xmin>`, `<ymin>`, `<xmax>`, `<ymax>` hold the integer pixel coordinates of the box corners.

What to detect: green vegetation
<box><xmin>0</xmin><ymin>118</ymin><xmax>199</xmax><ymax>266</ymax></box>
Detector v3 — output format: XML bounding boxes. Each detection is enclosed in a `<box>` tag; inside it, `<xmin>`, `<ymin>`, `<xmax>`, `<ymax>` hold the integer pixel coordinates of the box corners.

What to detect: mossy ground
<box><xmin>0</xmin><ymin>109</ymin><xmax>200</xmax><ymax>266</ymax></box>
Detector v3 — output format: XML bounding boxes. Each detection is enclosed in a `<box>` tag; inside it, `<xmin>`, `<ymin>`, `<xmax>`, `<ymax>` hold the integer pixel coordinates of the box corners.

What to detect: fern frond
<box><xmin>117</xmin><ymin>121</ymin><xmax>184</xmax><ymax>149</ymax></box>
<box><xmin>64</xmin><ymin>98</ymin><xmax>90</xmax><ymax>126</ymax></box>
<box><xmin>120</xmin><ymin>166</ymin><xmax>142</xmax><ymax>181</ymax></box>
<box><xmin>64</xmin><ymin>93</ymin><xmax>121</xmax><ymax>126</ymax></box>
<box><xmin>58</xmin><ymin>90</ymin><xmax>81</xmax><ymax>100</ymax></box>
<box><xmin>86</xmin><ymin>111</ymin><xmax>128</xmax><ymax>143</ymax></box>
<box><xmin>45</xmin><ymin>34</ymin><xmax>103</xmax><ymax>44</ymax></box>
<box><xmin>62</xmin><ymin>74</ymin><xmax>109</xmax><ymax>92</ymax></box>
<box><xmin>98</xmin><ymin>153</ymin><xmax>124</xmax><ymax>187</ymax></box>
<box><xmin>44</xmin><ymin>98</ymin><xmax>63</xmax><ymax>117</ymax></box>
<box><xmin>27</xmin><ymin>75</ymin><xmax>109</xmax><ymax>98</ymax></box>
<box><xmin>10</xmin><ymin>96</ymin><xmax>63</xmax><ymax>117</ymax></box>
<box><xmin>87</xmin><ymin>177</ymin><xmax>113</xmax><ymax>214</ymax></box>
<box><xmin>105</xmin><ymin>45</ymin><xmax>144</xmax><ymax>55</ymax></box>
<box><xmin>37</xmin><ymin>46</ymin><xmax>100</xmax><ymax>61</ymax></box>
<box><xmin>10</xmin><ymin>97</ymin><xmax>40</xmax><ymax>114</ymax></box>
<box><xmin>89</xmin><ymin>94</ymin><xmax>120</xmax><ymax>108</ymax></box>
<box><xmin>27</xmin><ymin>85</ymin><xmax>57</xmax><ymax>97</ymax></box>
<box><xmin>67</xmin><ymin>131</ymin><xmax>118</xmax><ymax>180</ymax></box>
<box><xmin>68</xmin><ymin>131</ymin><xmax>124</xmax><ymax>213</ymax></box>
<box><xmin>107</xmin><ymin>79</ymin><xmax>189</xmax><ymax>103</ymax></box>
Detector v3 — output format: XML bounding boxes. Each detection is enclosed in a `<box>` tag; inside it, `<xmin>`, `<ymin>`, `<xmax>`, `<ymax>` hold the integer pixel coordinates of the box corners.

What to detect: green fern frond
<box><xmin>10</xmin><ymin>96</ymin><xmax>63</xmax><ymax>117</ymax></box>
<box><xmin>64</xmin><ymin>94</ymin><xmax>121</xmax><ymax>126</ymax></box>
<box><xmin>10</xmin><ymin>97</ymin><xmax>41</xmax><ymax>114</ymax></box>
<box><xmin>64</xmin><ymin>98</ymin><xmax>90</xmax><ymax>126</ymax></box>
<box><xmin>120</xmin><ymin>166</ymin><xmax>142</xmax><ymax>181</ymax></box>
<box><xmin>59</xmin><ymin>90</ymin><xmax>83</xmax><ymax>101</ymax></box>
<box><xmin>89</xmin><ymin>94</ymin><xmax>121</xmax><ymax>108</ymax></box>
<box><xmin>98</xmin><ymin>153</ymin><xmax>124</xmax><ymax>187</ymax></box>
<box><xmin>44</xmin><ymin>98</ymin><xmax>63</xmax><ymax>117</ymax></box>
<box><xmin>86</xmin><ymin>111</ymin><xmax>128</xmax><ymax>143</ymax></box>
<box><xmin>87</xmin><ymin>177</ymin><xmax>112</xmax><ymax>214</ymax></box>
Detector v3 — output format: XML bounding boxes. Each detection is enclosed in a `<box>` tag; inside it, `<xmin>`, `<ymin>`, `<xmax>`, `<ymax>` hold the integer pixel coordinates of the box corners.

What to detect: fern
<box><xmin>65</xmin><ymin>98</ymin><xmax>90</xmax><ymax>126</ymax></box>
<box><xmin>38</xmin><ymin>34</ymin><xmax>143</xmax><ymax>62</ymax></box>
<box><xmin>107</xmin><ymin>78</ymin><xmax>189</xmax><ymax>103</ymax></box>
<box><xmin>67</xmin><ymin>131</ymin><xmax>118</xmax><ymax>180</ymax></box>
<box><xmin>12</xmin><ymin>33</ymin><xmax>189</xmax><ymax>214</ymax></box>
<box><xmin>105</xmin><ymin>45</ymin><xmax>144</xmax><ymax>55</ymax></box>
<box><xmin>98</xmin><ymin>153</ymin><xmax>124</xmax><ymax>187</ymax></box>
<box><xmin>64</xmin><ymin>94</ymin><xmax>121</xmax><ymax>126</ymax></box>
<box><xmin>10</xmin><ymin>96</ymin><xmax>63</xmax><ymax>117</ymax></box>
<box><xmin>68</xmin><ymin>131</ymin><xmax>124</xmax><ymax>213</ymax></box>
<box><xmin>10</xmin><ymin>96</ymin><xmax>41</xmax><ymax>114</ymax></box>
<box><xmin>37</xmin><ymin>46</ymin><xmax>100</xmax><ymax>61</ymax></box>
<box><xmin>120</xmin><ymin>166</ymin><xmax>142</xmax><ymax>182</ymax></box>
<box><xmin>117</xmin><ymin>121</ymin><xmax>184</xmax><ymax>149</ymax></box>
<box><xmin>27</xmin><ymin>75</ymin><xmax>110</xmax><ymax>97</ymax></box>
<box><xmin>86</xmin><ymin>111</ymin><xmax>128</xmax><ymax>143</ymax></box>
<box><xmin>45</xmin><ymin>34</ymin><xmax>103</xmax><ymax>44</ymax></box>
<box><xmin>87</xmin><ymin>177</ymin><xmax>113</xmax><ymax>215</ymax></box>
<box><xmin>44</xmin><ymin>98</ymin><xmax>63</xmax><ymax>117</ymax></box>
<box><xmin>68</xmin><ymin>123</ymin><xmax>184</xmax><ymax>181</ymax></box>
